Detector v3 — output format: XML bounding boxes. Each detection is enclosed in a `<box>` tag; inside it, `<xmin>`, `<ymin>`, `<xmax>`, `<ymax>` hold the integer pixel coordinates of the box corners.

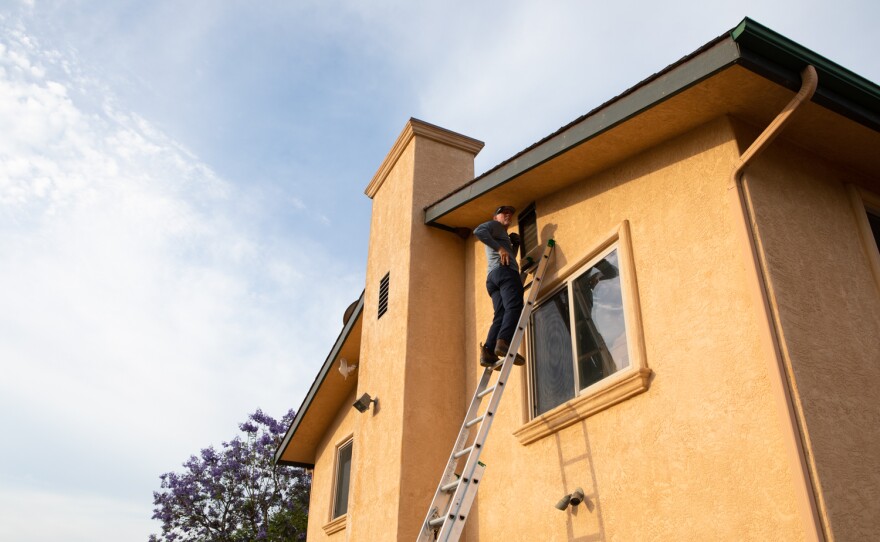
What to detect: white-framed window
<box><xmin>530</xmin><ymin>244</ymin><xmax>629</xmax><ymax>416</ymax></box>
<box><xmin>515</xmin><ymin>220</ymin><xmax>651</xmax><ymax>445</ymax></box>
<box><xmin>331</xmin><ymin>438</ymin><xmax>353</xmax><ymax>519</ymax></box>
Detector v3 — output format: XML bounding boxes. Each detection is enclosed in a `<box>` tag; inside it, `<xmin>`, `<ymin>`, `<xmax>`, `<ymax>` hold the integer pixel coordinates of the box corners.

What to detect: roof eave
<box><xmin>424</xmin><ymin>17</ymin><xmax>880</xmax><ymax>228</ymax></box>
<box><xmin>273</xmin><ymin>293</ymin><xmax>364</xmax><ymax>467</ymax></box>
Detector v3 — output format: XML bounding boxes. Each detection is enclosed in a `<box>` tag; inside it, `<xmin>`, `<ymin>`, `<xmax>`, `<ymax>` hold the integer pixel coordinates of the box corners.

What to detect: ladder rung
<box><xmin>441</xmin><ymin>479</ymin><xmax>460</xmax><ymax>492</ymax></box>
<box><xmin>477</xmin><ymin>386</ymin><xmax>495</xmax><ymax>399</ymax></box>
<box><xmin>429</xmin><ymin>516</ymin><xmax>447</xmax><ymax>528</ymax></box>
<box><xmin>465</xmin><ymin>415</ymin><xmax>485</xmax><ymax>428</ymax></box>
<box><xmin>454</xmin><ymin>446</ymin><xmax>474</xmax><ymax>459</ymax></box>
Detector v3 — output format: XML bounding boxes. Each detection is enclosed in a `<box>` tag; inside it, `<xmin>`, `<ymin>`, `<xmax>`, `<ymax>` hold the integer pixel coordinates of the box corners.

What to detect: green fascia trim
<box><xmin>273</xmin><ymin>292</ymin><xmax>365</xmax><ymax>467</ymax></box>
<box><xmin>424</xmin><ymin>36</ymin><xmax>741</xmax><ymax>224</ymax></box>
<box><xmin>424</xmin><ymin>18</ymin><xmax>880</xmax><ymax>227</ymax></box>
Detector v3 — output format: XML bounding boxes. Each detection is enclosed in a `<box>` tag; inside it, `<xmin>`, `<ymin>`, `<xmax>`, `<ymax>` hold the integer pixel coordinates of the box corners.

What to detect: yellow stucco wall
<box><xmin>304</xmin><ymin>114</ymin><xmax>878</xmax><ymax>541</ymax></box>
<box><xmin>307</xmin><ymin>389</ymin><xmax>357</xmax><ymax>540</ymax></box>
<box><xmin>347</xmin><ymin>123</ymin><xmax>478</xmax><ymax>541</ymax></box>
<box><xmin>349</xmin><ymin>134</ymin><xmax>415</xmax><ymax>541</ymax></box>
<box><xmin>460</xmin><ymin>117</ymin><xmax>808</xmax><ymax>540</ymax></box>
<box><xmin>744</xmin><ymin>142</ymin><xmax>880</xmax><ymax>541</ymax></box>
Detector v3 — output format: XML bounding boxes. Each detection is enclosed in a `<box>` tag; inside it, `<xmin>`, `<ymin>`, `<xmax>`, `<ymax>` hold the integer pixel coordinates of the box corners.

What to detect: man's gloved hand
<box><xmin>509</xmin><ymin>232</ymin><xmax>521</xmax><ymax>254</ymax></box>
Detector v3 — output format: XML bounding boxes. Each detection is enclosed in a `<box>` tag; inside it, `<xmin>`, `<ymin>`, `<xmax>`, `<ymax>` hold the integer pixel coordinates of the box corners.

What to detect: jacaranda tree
<box><xmin>149</xmin><ymin>409</ymin><xmax>310</xmax><ymax>542</ymax></box>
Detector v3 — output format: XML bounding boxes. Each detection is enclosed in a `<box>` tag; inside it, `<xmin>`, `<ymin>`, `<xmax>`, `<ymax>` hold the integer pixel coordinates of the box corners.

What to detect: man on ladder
<box><xmin>473</xmin><ymin>205</ymin><xmax>527</xmax><ymax>369</ymax></box>
<box><xmin>418</xmin><ymin>217</ymin><xmax>555</xmax><ymax>541</ymax></box>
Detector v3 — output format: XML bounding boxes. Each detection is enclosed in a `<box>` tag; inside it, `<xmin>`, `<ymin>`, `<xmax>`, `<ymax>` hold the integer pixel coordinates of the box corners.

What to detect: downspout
<box><xmin>728</xmin><ymin>65</ymin><xmax>828</xmax><ymax>541</ymax></box>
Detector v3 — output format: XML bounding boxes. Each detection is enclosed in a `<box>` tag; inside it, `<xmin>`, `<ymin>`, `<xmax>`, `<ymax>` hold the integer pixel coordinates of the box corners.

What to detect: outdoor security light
<box><xmin>352</xmin><ymin>393</ymin><xmax>378</xmax><ymax>413</ymax></box>
<box><xmin>554</xmin><ymin>494</ymin><xmax>572</xmax><ymax>511</ymax></box>
<box><xmin>555</xmin><ymin>488</ymin><xmax>585</xmax><ymax>511</ymax></box>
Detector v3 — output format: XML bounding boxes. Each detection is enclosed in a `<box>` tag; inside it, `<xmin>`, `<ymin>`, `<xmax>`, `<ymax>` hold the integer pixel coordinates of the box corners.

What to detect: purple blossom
<box><xmin>149</xmin><ymin>409</ymin><xmax>309</xmax><ymax>542</ymax></box>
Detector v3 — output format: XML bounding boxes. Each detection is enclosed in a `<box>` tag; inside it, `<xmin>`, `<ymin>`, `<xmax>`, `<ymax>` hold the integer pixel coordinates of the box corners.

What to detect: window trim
<box><xmin>846</xmin><ymin>184</ymin><xmax>880</xmax><ymax>293</ymax></box>
<box><xmin>515</xmin><ymin>220</ymin><xmax>651</xmax><ymax>445</ymax></box>
<box><xmin>328</xmin><ymin>435</ymin><xmax>354</xmax><ymax>524</ymax></box>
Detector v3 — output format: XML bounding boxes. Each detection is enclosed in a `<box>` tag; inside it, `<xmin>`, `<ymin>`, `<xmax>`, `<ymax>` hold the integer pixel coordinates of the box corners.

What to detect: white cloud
<box><xmin>0</xmin><ymin>15</ymin><xmax>359</xmax><ymax>540</ymax></box>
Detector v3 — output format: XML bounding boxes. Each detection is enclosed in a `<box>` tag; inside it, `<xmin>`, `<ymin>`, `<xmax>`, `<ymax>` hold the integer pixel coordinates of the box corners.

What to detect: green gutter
<box><xmin>732</xmin><ymin>17</ymin><xmax>880</xmax><ymax>128</ymax></box>
<box><xmin>274</xmin><ymin>292</ymin><xmax>364</xmax><ymax>467</ymax></box>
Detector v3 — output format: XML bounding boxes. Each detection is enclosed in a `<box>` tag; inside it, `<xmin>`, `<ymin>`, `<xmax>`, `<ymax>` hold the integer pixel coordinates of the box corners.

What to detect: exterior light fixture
<box><xmin>555</xmin><ymin>488</ymin><xmax>585</xmax><ymax>511</ymax></box>
<box><xmin>353</xmin><ymin>393</ymin><xmax>378</xmax><ymax>413</ymax></box>
<box><xmin>554</xmin><ymin>494</ymin><xmax>572</xmax><ymax>511</ymax></box>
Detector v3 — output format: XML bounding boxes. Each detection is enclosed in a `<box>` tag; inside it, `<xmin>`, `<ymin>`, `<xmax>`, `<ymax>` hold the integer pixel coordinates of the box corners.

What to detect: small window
<box><xmin>378</xmin><ymin>272</ymin><xmax>390</xmax><ymax>319</ymax></box>
<box><xmin>867</xmin><ymin>208</ymin><xmax>880</xmax><ymax>254</ymax></box>
<box><xmin>332</xmin><ymin>439</ymin><xmax>353</xmax><ymax>519</ymax></box>
<box><xmin>530</xmin><ymin>245</ymin><xmax>629</xmax><ymax>416</ymax></box>
<box><xmin>517</xmin><ymin>203</ymin><xmax>538</xmax><ymax>258</ymax></box>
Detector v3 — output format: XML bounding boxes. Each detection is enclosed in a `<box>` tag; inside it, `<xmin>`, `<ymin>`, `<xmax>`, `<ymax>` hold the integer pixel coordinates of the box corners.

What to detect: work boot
<box><xmin>480</xmin><ymin>343</ymin><xmax>499</xmax><ymax>368</ymax></box>
<box><xmin>494</xmin><ymin>339</ymin><xmax>526</xmax><ymax>366</ymax></box>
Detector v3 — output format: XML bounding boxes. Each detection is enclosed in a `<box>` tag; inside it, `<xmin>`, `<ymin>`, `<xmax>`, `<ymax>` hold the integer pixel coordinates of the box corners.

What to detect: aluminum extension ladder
<box><xmin>417</xmin><ymin>239</ymin><xmax>556</xmax><ymax>542</ymax></box>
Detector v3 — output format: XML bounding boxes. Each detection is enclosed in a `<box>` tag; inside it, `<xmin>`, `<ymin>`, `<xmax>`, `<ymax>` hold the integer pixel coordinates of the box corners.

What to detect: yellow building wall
<box><xmin>349</xmin><ymin>123</ymin><xmax>477</xmax><ymax>541</ymax></box>
<box><xmin>743</xmin><ymin>142</ymin><xmax>880</xmax><ymax>541</ymax></box>
<box><xmin>349</xmin><ymin>129</ymin><xmax>416</xmax><ymax>541</ymax></box>
<box><xmin>307</xmin><ymin>389</ymin><xmax>358</xmax><ymax>540</ymax></box>
<box><xmin>460</xmin><ymin>117</ymin><xmax>808</xmax><ymax>540</ymax></box>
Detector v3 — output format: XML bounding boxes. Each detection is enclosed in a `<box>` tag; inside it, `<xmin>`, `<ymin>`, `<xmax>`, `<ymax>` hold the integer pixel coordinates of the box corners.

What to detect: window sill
<box><xmin>514</xmin><ymin>367</ymin><xmax>652</xmax><ymax>446</ymax></box>
<box><xmin>323</xmin><ymin>515</ymin><xmax>347</xmax><ymax>535</ymax></box>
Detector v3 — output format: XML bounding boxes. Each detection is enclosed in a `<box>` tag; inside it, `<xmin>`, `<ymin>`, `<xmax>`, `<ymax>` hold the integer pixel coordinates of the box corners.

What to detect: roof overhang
<box><xmin>425</xmin><ymin>17</ymin><xmax>880</xmax><ymax>230</ymax></box>
<box><xmin>274</xmin><ymin>293</ymin><xmax>363</xmax><ymax>468</ymax></box>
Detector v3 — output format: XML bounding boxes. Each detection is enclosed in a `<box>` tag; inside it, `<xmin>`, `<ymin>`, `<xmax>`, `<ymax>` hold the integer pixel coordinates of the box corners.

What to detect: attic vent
<box><xmin>378</xmin><ymin>272</ymin><xmax>390</xmax><ymax>319</ymax></box>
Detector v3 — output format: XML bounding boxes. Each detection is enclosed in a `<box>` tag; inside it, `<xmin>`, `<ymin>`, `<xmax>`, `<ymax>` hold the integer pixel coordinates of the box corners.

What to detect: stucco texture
<box><xmin>744</xmin><ymin>142</ymin><xmax>880</xmax><ymax>541</ymax></box>
<box><xmin>348</xmin><ymin>125</ymin><xmax>477</xmax><ymax>541</ymax></box>
<box><xmin>461</xmin><ymin>117</ymin><xmax>808</xmax><ymax>541</ymax></box>
<box><xmin>306</xmin><ymin>389</ymin><xmax>357</xmax><ymax>539</ymax></box>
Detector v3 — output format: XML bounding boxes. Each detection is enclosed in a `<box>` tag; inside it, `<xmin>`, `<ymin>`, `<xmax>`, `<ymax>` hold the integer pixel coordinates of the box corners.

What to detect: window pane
<box><xmin>531</xmin><ymin>288</ymin><xmax>575</xmax><ymax>415</ymax></box>
<box><xmin>518</xmin><ymin>204</ymin><xmax>538</xmax><ymax>257</ymax></box>
<box><xmin>571</xmin><ymin>249</ymin><xmax>629</xmax><ymax>391</ymax></box>
<box><xmin>333</xmin><ymin>441</ymin><xmax>353</xmax><ymax>518</ymax></box>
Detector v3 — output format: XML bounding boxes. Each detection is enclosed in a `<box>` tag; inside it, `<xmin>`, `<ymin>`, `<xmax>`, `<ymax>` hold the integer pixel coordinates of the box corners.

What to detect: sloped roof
<box><xmin>274</xmin><ymin>293</ymin><xmax>363</xmax><ymax>467</ymax></box>
<box><xmin>424</xmin><ymin>17</ymin><xmax>880</xmax><ymax>229</ymax></box>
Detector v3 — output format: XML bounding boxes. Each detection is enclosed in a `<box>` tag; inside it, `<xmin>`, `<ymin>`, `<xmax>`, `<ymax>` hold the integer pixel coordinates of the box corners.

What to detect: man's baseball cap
<box><xmin>494</xmin><ymin>205</ymin><xmax>516</xmax><ymax>216</ymax></box>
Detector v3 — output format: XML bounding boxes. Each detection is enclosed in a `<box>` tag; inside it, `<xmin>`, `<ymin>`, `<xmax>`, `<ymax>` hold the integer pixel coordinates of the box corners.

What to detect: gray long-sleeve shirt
<box><xmin>474</xmin><ymin>219</ymin><xmax>519</xmax><ymax>275</ymax></box>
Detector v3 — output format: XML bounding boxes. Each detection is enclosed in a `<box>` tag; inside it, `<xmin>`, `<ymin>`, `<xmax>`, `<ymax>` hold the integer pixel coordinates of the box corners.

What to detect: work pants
<box><xmin>485</xmin><ymin>266</ymin><xmax>524</xmax><ymax>349</ymax></box>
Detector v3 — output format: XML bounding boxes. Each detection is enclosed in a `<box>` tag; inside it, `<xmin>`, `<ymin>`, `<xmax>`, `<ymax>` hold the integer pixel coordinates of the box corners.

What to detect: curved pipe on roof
<box><xmin>729</xmin><ymin>65</ymin><xmax>827</xmax><ymax>541</ymax></box>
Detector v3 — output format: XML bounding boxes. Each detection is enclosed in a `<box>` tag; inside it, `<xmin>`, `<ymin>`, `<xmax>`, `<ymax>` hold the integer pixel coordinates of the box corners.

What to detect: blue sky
<box><xmin>1</xmin><ymin>0</ymin><xmax>877</xmax><ymax>540</ymax></box>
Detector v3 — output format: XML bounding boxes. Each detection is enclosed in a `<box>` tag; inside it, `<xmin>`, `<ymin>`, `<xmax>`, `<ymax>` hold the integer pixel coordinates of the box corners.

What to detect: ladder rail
<box><xmin>418</xmin><ymin>240</ymin><xmax>555</xmax><ymax>542</ymax></box>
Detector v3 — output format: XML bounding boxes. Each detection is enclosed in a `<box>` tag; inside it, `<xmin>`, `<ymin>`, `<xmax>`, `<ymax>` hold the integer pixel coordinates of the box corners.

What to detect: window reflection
<box><xmin>530</xmin><ymin>247</ymin><xmax>630</xmax><ymax>416</ymax></box>
<box><xmin>572</xmin><ymin>250</ymin><xmax>629</xmax><ymax>390</ymax></box>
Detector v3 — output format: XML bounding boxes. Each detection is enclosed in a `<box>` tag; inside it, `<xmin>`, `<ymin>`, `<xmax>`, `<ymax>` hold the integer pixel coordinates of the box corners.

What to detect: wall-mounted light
<box><xmin>555</xmin><ymin>488</ymin><xmax>585</xmax><ymax>511</ymax></box>
<box><xmin>352</xmin><ymin>393</ymin><xmax>378</xmax><ymax>413</ymax></box>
